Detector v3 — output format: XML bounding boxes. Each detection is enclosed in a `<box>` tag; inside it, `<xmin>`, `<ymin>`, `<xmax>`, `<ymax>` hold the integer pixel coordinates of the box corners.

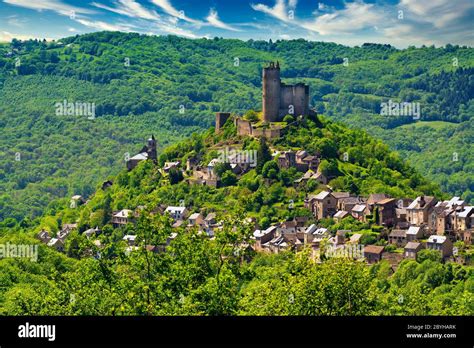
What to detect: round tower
<box><xmin>262</xmin><ymin>62</ymin><xmax>281</xmax><ymax>123</ymax></box>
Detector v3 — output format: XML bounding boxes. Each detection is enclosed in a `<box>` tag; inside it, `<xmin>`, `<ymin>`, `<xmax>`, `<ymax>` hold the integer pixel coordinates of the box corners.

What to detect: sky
<box><xmin>0</xmin><ymin>0</ymin><xmax>473</xmax><ymax>47</ymax></box>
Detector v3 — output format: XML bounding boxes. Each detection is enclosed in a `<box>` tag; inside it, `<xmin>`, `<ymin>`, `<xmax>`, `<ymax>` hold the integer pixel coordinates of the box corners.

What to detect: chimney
<box><xmin>419</xmin><ymin>196</ymin><xmax>426</xmax><ymax>208</ymax></box>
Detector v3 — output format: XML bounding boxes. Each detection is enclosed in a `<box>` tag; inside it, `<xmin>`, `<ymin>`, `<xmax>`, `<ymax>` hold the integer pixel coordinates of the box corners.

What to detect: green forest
<box><xmin>0</xmin><ymin>32</ymin><xmax>473</xmax><ymax>222</ymax></box>
<box><xmin>1</xmin><ymin>114</ymin><xmax>472</xmax><ymax>316</ymax></box>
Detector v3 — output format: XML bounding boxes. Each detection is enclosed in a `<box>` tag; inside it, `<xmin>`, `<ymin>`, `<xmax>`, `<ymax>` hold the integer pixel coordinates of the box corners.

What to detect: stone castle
<box><xmin>262</xmin><ymin>61</ymin><xmax>309</xmax><ymax>122</ymax></box>
<box><xmin>215</xmin><ymin>63</ymin><xmax>312</xmax><ymax>138</ymax></box>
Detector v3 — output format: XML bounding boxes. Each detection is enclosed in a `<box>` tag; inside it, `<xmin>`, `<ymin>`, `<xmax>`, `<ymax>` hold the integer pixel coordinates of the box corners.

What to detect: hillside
<box><xmin>1</xmin><ymin>113</ymin><xmax>472</xmax><ymax>316</ymax></box>
<box><xmin>0</xmin><ymin>32</ymin><xmax>473</xmax><ymax>221</ymax></box>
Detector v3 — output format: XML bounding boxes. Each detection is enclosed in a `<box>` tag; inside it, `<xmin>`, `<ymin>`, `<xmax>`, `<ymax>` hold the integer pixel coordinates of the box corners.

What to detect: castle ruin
<box><xmin>215</xmin><ymin>63</ymin><xmax>312</xmax><ymax>138</ymax></box>
<box><xmin>262</xmin><ymin>61</ymin><xmax>309</xmax><ymax>122</ymax></box>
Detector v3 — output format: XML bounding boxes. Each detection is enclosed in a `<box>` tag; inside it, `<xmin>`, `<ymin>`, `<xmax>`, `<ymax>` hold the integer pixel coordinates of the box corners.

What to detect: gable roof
<box><xmin>389</xmin><ymin>229</ymin><xmax>406</xmax><ymax>238</ymax></box>
<box><xmin>367</xmin><ymin>194</ymin><xmax>389</xmax><ymax>205</ymax></box>
<box><xmin>165</xmin><ymin>206</ymin><xmax>186</xmax><ymax>214</ymax></box>
<box><xmin>314</xmin><ymin>191</ymin><xmax>331</xmax><ymax>200</ymax></box>
<box><xmin>406</xmin><ymin>226</ymin><xmax>421</xmax><ymax>235</ymax></box>
<box><xmin>405</xmin><ymin>241</ymin><xmax>421</xmax><ymax>250</ymax></box>
<box><xmin>364</xmin><ymin>245</ymin><xmax>385</xmax><ymax>254</ymax></box>
<box><xmin>332</xmin><ymin>192</ymin><xmax>351</xmax><ymax>199</ymax></box>
<box><xmin>427</xmin><ymin>235</ymin><xmax>447</xmax><ymax>244</ymax></box>
<box><xmin>352</xmin><ymin>204</ymin><xmax>367</xmax><ymax>213</ymax></box>
<box><xmin>113</xmin><ymin>209</ymin><xmax>133</xmax><ymax>218</ymax></box>
<box><xmin>407</xmin><ymin>196</ymin><xmax>436</xmax><ymax>209</ymax></box>
<box><xmin>334</xmin><ymin>210</ymin><xmax>349</xmax><ymax>218</ymax></box>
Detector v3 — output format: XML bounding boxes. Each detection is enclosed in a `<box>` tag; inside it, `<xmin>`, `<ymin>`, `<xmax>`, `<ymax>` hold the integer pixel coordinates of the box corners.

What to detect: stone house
<box><xmin>364</xmin><ymin>245</ymin><xmax>385</xmax><ymax>263</ymax></box>
<box><xmin>374</xmin><ymin>198</ymin><xmax>398</xmax><ymax>227</ymax></box>
<box><xmin>404</xmin><ymin>242</ymin><xmax>423</xmax><ymax>259</ymax></box>
<box><xmin>426</xmin><ymin>235</ymin><xmax>453</xmax><ymax>259</ymax></box>
<box><xmin>406</xmin><ymin>196</ymin><xmax>437</xmax><ymax>226</ymax></box>
<box><xmin>388</xmin><ymin>229</ymin><xmax>407</xmax><ymax>247</ymax></box>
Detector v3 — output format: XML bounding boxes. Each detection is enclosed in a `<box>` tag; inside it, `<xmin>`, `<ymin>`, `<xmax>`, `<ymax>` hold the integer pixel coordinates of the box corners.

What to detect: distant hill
<box><xmin>0</xmin><ymin>32</ymin><xmax>473</xmax><ymax>221</ymax></box>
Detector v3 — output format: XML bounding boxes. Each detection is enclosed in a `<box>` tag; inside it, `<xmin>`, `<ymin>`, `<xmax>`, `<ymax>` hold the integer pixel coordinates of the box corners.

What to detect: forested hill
<box><xmin>3</xmin><ymin>112</ymin><xmax>471</xmax><ymax>316</ymax></box>
<box><xmin>0</xmin><ymin>31</ymin><xmax>473</xmax><ymax>221</ymax></box>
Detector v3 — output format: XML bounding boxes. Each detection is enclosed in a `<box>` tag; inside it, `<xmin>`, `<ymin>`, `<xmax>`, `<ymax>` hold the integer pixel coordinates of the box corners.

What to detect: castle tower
<box><xmin>215</xmin><ymin>112</ymin><xmax>231</xmax><ymax>133</ymax></box>
<box><xmin>146</xmin><ymin>135</ymin><xmax>157</xmax><ymax>161</ymax></box>
<box><xmin>262</xmin><ymin>61</ymin><xmax>281</xmax><ymax>123</ymax></box>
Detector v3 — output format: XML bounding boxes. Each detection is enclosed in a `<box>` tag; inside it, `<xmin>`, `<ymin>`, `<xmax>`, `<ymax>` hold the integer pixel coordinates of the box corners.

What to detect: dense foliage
<box><xmin>2</xmin><ymin>114</ymin><xmax>471</xmax><ymax>316</ymax></box>
<box><xmin>0</xmin><ymin>32</ymin><xmax>472</xmax><ymax>222</ymax></box>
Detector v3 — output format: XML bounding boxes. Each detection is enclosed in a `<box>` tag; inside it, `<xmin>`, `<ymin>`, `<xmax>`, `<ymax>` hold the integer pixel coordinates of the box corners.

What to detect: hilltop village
<box><xmin>36</xmin><ymin>63</ymin><xmax>473</xmax><ymax>268</ymax></box>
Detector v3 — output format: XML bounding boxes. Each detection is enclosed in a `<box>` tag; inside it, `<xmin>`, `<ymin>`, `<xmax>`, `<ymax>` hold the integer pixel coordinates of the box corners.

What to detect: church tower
<box><xmin>262</xmin><ymin>61</ymin><xmax>281</xmax><ymax>123</ymax></box>
<box><xmin>146</xmin><ymin>135</ymin><xmax>157</xmax><ymax>161</ymax></box>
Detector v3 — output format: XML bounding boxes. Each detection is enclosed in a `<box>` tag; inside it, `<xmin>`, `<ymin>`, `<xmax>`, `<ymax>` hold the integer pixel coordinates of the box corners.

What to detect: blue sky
<box><xmin>0</xmin><ymin>0</ymin><xmax>473</xmax><ymax>47</ymax></box>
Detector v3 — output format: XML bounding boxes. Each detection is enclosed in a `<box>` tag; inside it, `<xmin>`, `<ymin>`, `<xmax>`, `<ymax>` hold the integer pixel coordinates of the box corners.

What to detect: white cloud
<box><xmin>3</xmin><ymin>0</ymin><xmax>95</xmax><ymax>16</ymax></box>
<box><xmin>205</xmin><ymin>9</ymin><xmax>241</xmax><ymax>31</ymax></box>
<box><xmin>301</xmin><ymin>1</ymin><xmax>383</xmax><ymax>35</ymax></box>
<box><xmin>400</xmin><ymin>0</ymin><xmax>474</xmax><ymax>29</ymax></box>
<box><xmin>6</xmin><ymin>15</ymin><xmax>27</xmax><ymax>28</ymax></box>
<box><xmin>149</xmin><ymin>0</ymin><xmax>201</xmax><ymax>24</ymax></box>
<box><xmin>74</xmin><ymin>18</ymin><xmax>135</xmax><ymax>32</ymax></box>
<box><xmin>251</xmin><ymin>0</ymin><xmax>292</xmax><ymax>23</ymax></box>
<box><xmin>91</xmin><ymin>0</ymin><xmax>160</xmax><ymax>21</ymax></box>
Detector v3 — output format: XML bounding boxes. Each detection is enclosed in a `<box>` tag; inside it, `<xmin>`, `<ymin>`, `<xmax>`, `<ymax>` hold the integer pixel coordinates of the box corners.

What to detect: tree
<box><xmin>262</xmin><ymin>160</ymin><xmax>279</xmax><ymax>179</ymax></box>
<box><xmin>416</xmin><ymin>249</ymin><xmax>442</xmax><ymax>263</ymax></box>
<box><xmin>243</xmin><ymin>110</ymin><xmax>259</xmax><ymax>123</ymax></box>
<box><xmin>256</xmin><ymin>137</ymin><xmax>272</xmax><ymax>174</ymax></box>
<box><xmin>221</xmin><ymin>170</ymin><xmax>237</xmax><ymax>186</ymax></box>
<box><xmin>168</xmin><ymin>167</ymin><xmax>183</xmax><ymax>185</ymax></box>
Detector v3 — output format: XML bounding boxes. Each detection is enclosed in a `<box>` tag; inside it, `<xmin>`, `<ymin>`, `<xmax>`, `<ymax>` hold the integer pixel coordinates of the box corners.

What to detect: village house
<box><xmin>363</xmin><ymin>245</ymin><xmax>385</xmax><ymax>263</ymax></box>
<box><xmin>126</xmin><ymin>136</ymin><xmax>157</xmax><ymax>171</ymax></box>
<box><xmin>333</xmin><ymin>210</ymin><xmax>350</xmax><ymax>222</ymax></box>
<box><xmin>351</xmin><ymin>204</ymin><xmax>369</xmax><ymax>221</ymax></box>
<box><xmin>337</xmin><ymin>196</ymin><xmax>366</xmax><ymax>213</ymax></box>
<box><xmin>406</xmin><ymin>225</ymin><xmax>423</xmax><ymax>241</ymax></box>
<box><xmin>84</xmin><ymin>227</ymin><xmax>101</xmax><ymax>239</ymax></box>
<box><xmin>335</xmin><ymin>230</ymin><xmax>349</xmax><ymax>245</ymax></box>
<box><xmin>202</xmin><ymin>213</ymin><xmax>220</xmax><ymax>236</ymax></box>
<box><xmin>306</xmin><ymin>191</ymin><xmax>350</xmax><ymax>220</ymax></box>
<box><xmin>71</xmin><ymin>195</ymin><xmax>85</xmax><ymax>207</ymax></box>
<box><xmin>37</xmin><ymin>230</ymin><xmax>51</xmax><ymax>244</ymax></box>
<box><xmin>406</xmin><ymin>196</ymin><xmax>437</xmax><ymax>226</ymax></box>
<box><xmin>123</xmin><ymin>234</ymin><xmax>137</xmax><ymax>246</ymax></box>
<box><xmin>57</xmin><ymin>223</ymin><xmax>77</xmax><ymax>242</ymax></box>
<box><xmin>188</xmin><ymin>213</ymin><xmax>204</xmax><ymax>227</ymax></box>
<box><xmin>388</xmin><ymin>229</ymin><xmax>407</xmax><ymax>247</ymax></box>
<box><xmin>404</xmin><ymin>241</ymin><xmax>423</xmax><ymax>259</ymax></box>
<box><xmin>47</xmin><ymin>238</ymin><xmax>64</xmax><ymax>252</ymax></box>
<box><xmin>374</xmin><ymin>198</ymin><xmax>398</xmax><ymax>227</ymax></box>
<box><xmin>253</xmin><ymin>225</ymin><xmax>277</xmax><ymax>251</ymax></box>
<box><xmin>426</xmin><ymin>235</ymin><xmax>453</xmax><ymax>259</ymax></box>
<box><xmin>309</xmin><ymin>227</ymin><xmax>330</xmax><ymax>248</ymax></box>
<box><xmin>294</xmin><ymin>169</ymin><xmax>328</xmax><ymax>186</ymax></box>
<box><xmin>165</xmin><ymin>206</ymin><xmax>188</xmax><ymax>221</ymax></box>
<box><xmin>163</xmin><ymin>161</ymin><xmax>180</xmax><ymax>173</ymax></box>
<box><xmin>277</xmin><ymin>150</ymin><xmax>296</xmax><ymax>169</ymax></box>
<box><xmin>112</xmin><ymin>209</ymin><xmax>134</xmax><ymax>227</ymax></box>
<box><xmin>367</xmin><ymin>193</ymin><xmax>390</xmax><ymax>209</ymax></box>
